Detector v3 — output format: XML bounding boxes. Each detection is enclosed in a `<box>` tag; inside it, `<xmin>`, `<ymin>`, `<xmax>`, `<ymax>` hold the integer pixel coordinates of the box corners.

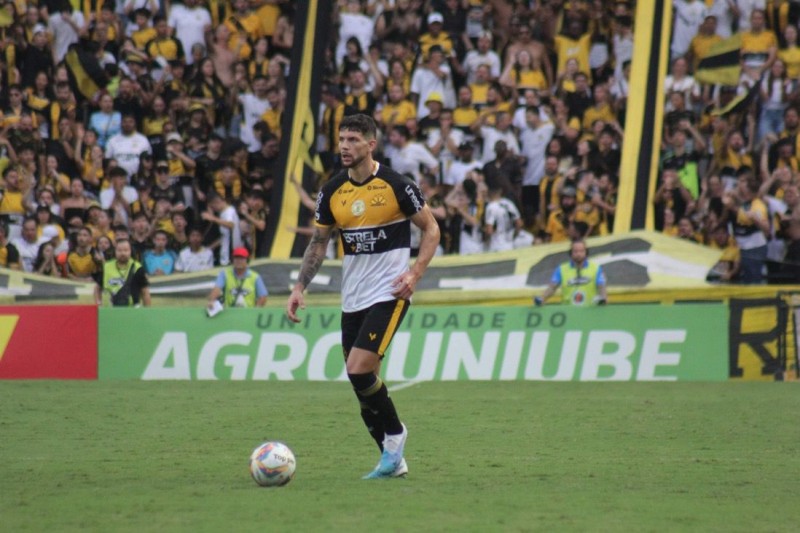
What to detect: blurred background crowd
<box><xmin>0</xmin><ymin>0</ymin><xmax>797</xmax><ymax>284</ymax></box>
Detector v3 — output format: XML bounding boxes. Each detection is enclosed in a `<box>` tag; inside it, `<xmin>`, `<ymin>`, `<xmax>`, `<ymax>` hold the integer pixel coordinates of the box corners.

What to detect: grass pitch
<box><xmin>1</xmin><ymin>381</ymin><xmax>797</xmax><ymax>532</ymax></box>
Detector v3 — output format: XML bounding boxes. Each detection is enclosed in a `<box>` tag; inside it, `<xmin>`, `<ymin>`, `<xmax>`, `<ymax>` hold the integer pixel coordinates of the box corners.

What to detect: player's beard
<box><xmin>342</xmin><ymin>152</ymin><xmax>366</xmax><ymax>169</ymax></box>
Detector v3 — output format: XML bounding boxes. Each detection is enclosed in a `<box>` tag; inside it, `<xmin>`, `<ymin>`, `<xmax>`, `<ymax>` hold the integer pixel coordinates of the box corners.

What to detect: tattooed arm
<box><xmin>286</xmin><ymin>225</ymin><xmax>333</xmax><ymax>323</ymax></box>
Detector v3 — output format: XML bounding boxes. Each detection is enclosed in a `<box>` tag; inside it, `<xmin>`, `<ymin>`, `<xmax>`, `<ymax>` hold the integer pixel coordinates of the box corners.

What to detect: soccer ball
<box><xmin>249</xmin><ymin>441</ymin><xmax>296</xmax><ymax>487</ymax></box>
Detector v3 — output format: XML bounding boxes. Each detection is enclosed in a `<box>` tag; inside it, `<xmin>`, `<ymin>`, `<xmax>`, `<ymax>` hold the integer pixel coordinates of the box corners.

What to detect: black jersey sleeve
<box><xmin>389</xmin><ymin>171</ymin><xmax>426</xmax><ymax>217</ymax></box>
<box><xmin>315</xmin><ymin>173</ymin><xmax>347</xmax><ymax>226</ymax></box>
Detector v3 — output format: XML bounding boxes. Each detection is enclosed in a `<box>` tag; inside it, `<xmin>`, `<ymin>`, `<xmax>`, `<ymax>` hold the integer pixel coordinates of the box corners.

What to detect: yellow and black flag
<box><xmin>694</xmin><ymin>34</ymin><xmax>742</xmax><ymax>88</ymax></box>
<box><xmin>64</xmin><ymin>41</ymin><xmax>109</xmax><ymax>103</ymax></box>
<box><xmin>615</xmin><ymin>0</ymin><xmax>672</xmax><ymax>233</ymax></box>
<box><xmin>262</xmin><ymin>0</ymin><xmax>332</xmax><ymax>259</ymax></box>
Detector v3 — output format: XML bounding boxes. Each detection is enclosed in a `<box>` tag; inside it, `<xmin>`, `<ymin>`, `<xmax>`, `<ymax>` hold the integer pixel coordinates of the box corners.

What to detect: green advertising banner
<box><xmin>99</xmin><ymin>304</ymin><xmax>728</xmax><ymax>381</ymax></box>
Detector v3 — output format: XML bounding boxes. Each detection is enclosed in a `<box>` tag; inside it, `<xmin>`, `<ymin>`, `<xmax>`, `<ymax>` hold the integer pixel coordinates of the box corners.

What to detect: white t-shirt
<box><xmin>478</xmin><ymin>126</ymin><xmax>520</xmax><ymax>164</ymax></box>
<box><xmin>336</xmin><ymin>12</ymin><xmax>374</xmax><ymax>66</ymax></box>
<box><xmin>218</xmin><ymin>205</ymin><xmax>243</xmax><ymax>266</ymax></box>
<box><xmin>105</xmin><ymin>132</ymin><xmax>152</xmax><ymax>177</ymax></box>
<box><xmin>463</xmin><ymin>50</ymin><xmax>502</xmax><ymax>84</ymax></box>
<box><xmin>48</xmin><ymin>11</ymin><xmax>84</xmax><ymax>63</ymax></box>
<box><xmin>175</xmin><ymin>246</ymin><xmax>215</xmax><ymax>272</ymax></box>
<box><xmin>425</xmin><ymin>127</ymin><xmax>464</xmax><ymax>175</ymax></box>
<box><xmin>445</xmin><ymin>159</ymin><xmax>482</xmax><ymax>187</ymax></box>
<box><xmin>11</xmin><ymin>237</ymin><xmax>39</xmax><ymax>272</ymax></box>
<box><xmin>388</xmin><ymin>142</ymin><xmax>439</xmax><ymax>183</ymax></box>
<box><xmin>100</xmin><ymin>186</ymin><xmax>139</xmax><ymax>209</ymax></box>
<box><xmin>672</xmin><ymin>0</ymin><xmax>707</xmax><ymax>58</ymax></box>
<box><xmin>484</xmin><ymin>197</ymin><xmax>520</xmax><ymax>252</ymax></box>
<box><xmin>238</xmin><ymin>93</ymin><xmax>271</xmax><ymax>151</ymax></box>
<box><xmin>520</xmin><ymin>122</ymin><xmax>555</xmax><ymax>187</ymax></box>
<box><xmin>168</xmin><ymin>4</ymin><xmax>211</xmax><ymax>65</ymax></box>
<box><xmin>410</xmin><ymin>65</ymin><xmax>456</xmax><ymax>117</ymax></box>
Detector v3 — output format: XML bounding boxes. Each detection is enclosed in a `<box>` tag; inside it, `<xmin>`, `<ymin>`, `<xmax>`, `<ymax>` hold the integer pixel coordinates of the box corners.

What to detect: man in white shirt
<box><xmin>672</xmin><ymin>0</ymin><xmax>708</xmax><ymax>59</ymax></box>
<box><xmin>463</xmin><ymin>31</ymin><xmax>502</xmax><ymax>84</ymax></box>
<box><xmin>475</xmin><ymin>111</ymin><xmax>520</xmax><ymax>164</ymax></box>
<box><xmin>237</xmin><ymin>75</ymin><xmax>272</xmax><ymax>151</ymax></box>
<box><xmin>100</xmin><ymin>167</ymin><xmax>139</xmax><ymax>219</ymax></box>
<box><xmin>483</xmin><ymin>184</ymin><xmax>522</xmax><ymax>253</ymax></box>
<box><xmin>410</xmin><ymin>45</ymin><xmax>456</xmax><ymax>118</ymax></box>
<box><xmin>11</xmin><ymin>217</ymin><xmax>40</xmax><ymax>273</ymax></box>
<box><xmin>175</xmin><ymin>227</ymin><xmax>215</xmax><ymax>272</ymax></box>
<box><xmin>444</xmin><ymin>142</ymin><xmax>482</xmax><ymax>192</ymax></box>
<box><xmin>47</xmin><ymin>1</ymin><xmax>85</xmax><ymax>63</ymax></box>
<box><xmin>519</xmin><ymin>105</ymin><xmax>555</xmax><ymax>227</ymax></box>
<box><xmin>385</xmin><ymin>125</ymin><xmax>439</xmax><ymax>184</ymax></box>
<box><xmin>202</xmin><ymin>192</ymin><xmax>242</xmax><ymax>266</ymax></box>
<box><xmin>105</xmin><ymin>113</ymin><xmax>152</xmax><ymax>177</ymax></box>
<box><xmin>167</xmin><ymin>0</ymin><xmax>211</xmax><ymax>65</ymax></box>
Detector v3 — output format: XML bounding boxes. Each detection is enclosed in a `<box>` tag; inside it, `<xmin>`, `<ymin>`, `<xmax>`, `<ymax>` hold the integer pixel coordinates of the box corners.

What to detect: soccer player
<box><xmin>286</xmin><ymin>114</ymin><xmax>440</xmax><ymax>479</ymax></box>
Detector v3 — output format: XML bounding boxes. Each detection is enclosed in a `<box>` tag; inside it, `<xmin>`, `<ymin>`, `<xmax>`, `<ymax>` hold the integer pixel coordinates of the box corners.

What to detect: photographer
<box><xmin>94</xmin><ymin>238</ymin><xmax>151</xmax><ymax>307</ymax></box>
<box><xmin>534</xmin><ymin>239</ymin><xmax>608</xmax><ymax>306</ymax></box>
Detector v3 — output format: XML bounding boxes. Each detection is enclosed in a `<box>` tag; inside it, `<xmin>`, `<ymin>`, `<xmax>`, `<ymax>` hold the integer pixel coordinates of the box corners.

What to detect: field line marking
<box><xmin>388</xmin><ymin>380</ymin><xmax>424</xmax><ymax>393</ymax></box>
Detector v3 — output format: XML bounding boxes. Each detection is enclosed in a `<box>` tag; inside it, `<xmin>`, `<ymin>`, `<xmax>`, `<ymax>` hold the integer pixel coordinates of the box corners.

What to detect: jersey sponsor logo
<box><xmin>314</xmin><ymin>190</ymin><xmax>324</xmax><ymax>221</ymax></box>
<box><xmin>351</xmin><ymin>199</ymin><xmax>366</xmax><ymax>216</ymax></box>
<box><xmin>337</xmin><ymin>187</ymin><xmax>354</xmax><ymax>195</ymax></box>
<box><xmin>370</xmin><ymin>194</ymin><xmax>387</xmax><ymax>207</ymax></box>
<box><xmin>405</xmin><ymin>184</ymin><xmax>423</xmax><ymax>212</ymax></box>
<box><xmin>342</xmin><ymin>227</ymin><xmax>387</xmax><ymax>253</ymax></box>
<box><xmin>367</xmin><ymin>184</ymin><xmax>387</xmax><ymax>190</ymax></box>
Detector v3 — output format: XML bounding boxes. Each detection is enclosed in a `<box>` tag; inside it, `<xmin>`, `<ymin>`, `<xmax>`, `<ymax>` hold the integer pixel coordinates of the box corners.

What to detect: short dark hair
<box><xmin>109</xmin><ymin>167</ymin><xmax>128</xmax><ymax>179</ymax></box>
<box><xmin>339</xmin><ymin>114</ymin><xmax>377</xmax><ymax>140</ymax></box>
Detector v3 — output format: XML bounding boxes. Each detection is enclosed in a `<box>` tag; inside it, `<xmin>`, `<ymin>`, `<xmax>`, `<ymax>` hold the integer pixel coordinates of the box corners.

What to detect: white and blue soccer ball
<box><xmin>249</xmin><ymin>441</ymin><xmax>296</xmax><ymax>487</ymax></box>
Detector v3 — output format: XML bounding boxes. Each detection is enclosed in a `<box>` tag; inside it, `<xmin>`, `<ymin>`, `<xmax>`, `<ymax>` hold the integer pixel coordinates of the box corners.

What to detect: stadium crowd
<box><xmin>0</xmin><ymin>0</ymin><xmax>797</xmax><ymax>285</ymax></box>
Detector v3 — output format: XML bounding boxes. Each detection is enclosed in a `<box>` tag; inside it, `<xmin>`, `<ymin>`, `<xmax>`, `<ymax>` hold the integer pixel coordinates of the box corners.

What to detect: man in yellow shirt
<box><xmin>689</xmin><ymin>15</ymin><xmax>723</xmax><ymax>72</ymax></box>
<box><xmin>553</xmin><ymin>19</ymin><xmax>592</xmax><ymax>79</ymax></box>
<box><xmin>378</xmin><ymin>84</ymin><xmax>416</xmax><ymax>130</ymax></box>
<box><xmin>582</xmin><ymin>84</ymin><xmax>616</xmax><ymax>133</ymax></box>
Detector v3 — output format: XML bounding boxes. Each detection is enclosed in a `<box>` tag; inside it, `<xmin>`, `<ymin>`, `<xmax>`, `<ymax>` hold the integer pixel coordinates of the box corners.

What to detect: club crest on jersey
<box><xmin>351</xmin><ymin>199</ymin><xmax>366</xmax><ymax>216</ymax></box>
<box><xmin>370</xmin><ymin>194</ymin><xmax>386</xmax><ymax>207</ymax></box>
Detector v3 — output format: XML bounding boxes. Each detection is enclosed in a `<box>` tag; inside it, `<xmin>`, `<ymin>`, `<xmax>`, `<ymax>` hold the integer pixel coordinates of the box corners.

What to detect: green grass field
<box><xmin>1</xmin><ymin>381</ymin><xmax>797</xmax><ymax>532</ymax></box>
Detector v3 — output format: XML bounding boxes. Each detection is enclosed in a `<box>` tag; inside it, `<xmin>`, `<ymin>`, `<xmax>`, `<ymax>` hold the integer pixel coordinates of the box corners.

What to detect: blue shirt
<box><xmin>214</xmin><ymin>268</ymin><xmax>268</xmax><ymax>298</ymax></box>
<box><xmin>90</xmin><ymin>111</ymin><xmax>122</xmax><ymax>148</ymax></box>
<box><xmin>143</xmin><ymin>249</ymin><xmax>178</xmax><ymax>276</ymax></box>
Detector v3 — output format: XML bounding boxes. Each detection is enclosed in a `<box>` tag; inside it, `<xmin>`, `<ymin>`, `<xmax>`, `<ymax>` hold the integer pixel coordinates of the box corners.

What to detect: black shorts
<box><xmin>341</xmin><ymin>299</ymin><xmax>409</xmax><ymax>359</ymax></box>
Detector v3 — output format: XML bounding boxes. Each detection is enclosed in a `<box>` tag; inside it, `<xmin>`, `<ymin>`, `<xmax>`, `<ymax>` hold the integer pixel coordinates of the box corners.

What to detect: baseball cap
<box><xmin>155</xmin><ymin>160</ymin><xmax>169</xmax><ymax>170</ymax></box>
<box><xmin>232</xmin><ymin>247</ymin><xmax>249</xmax><ymax>259</ymax></box>
<box><xmin>560</xmin><ymin>186</ymin><xmax>577</xmax><ymax>197</ymax></box>
<box><xmin>425</xmin><ymin>91</ymin><xmax>444</xmax><ymax>105</ymax></box>
<box><xmin>428</xmin><ymin>12</ymin><xmax>444</xmax><ymax>25</ymax></box>
<box><xmin>37</xmin><ymin>225</ymin><xmax>60</xmax><ymax>245</ymax></box>
<box><xmin>166</xmin><ymin>132</ymin><xmax>183</xmax><ymax>143</ymax></box>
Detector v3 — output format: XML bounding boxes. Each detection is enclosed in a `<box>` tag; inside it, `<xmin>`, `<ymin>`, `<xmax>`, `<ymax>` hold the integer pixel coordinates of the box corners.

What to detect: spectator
<box><xmin>105</xmin><ymin>113</ymin><xmax>152</xmax><ymax>178</ymax></box>
<box><xmin>66</xmin><ymin>226</ymin><xmax>101</xmax><ymax>281</ymax></box>
<box><xmin>723</xmin><ymin>176</ymin><xmax>770</xmax><ymax>284</ymax></box>
<box><xmin>520</xmin><ymin>105</ymin><xmax>556</xmax><ymax>228</ymax></box>
<box><xmin>672</xmin><ymin>0</ymin><xmax>708</xmax><ymax>60</ymax></box>
<box><xmin>483</xmin><ymin>183</ymin><xmax>523</xmax><ymax>253</ymax></box>
<box><xmin>206</xmin><ymin>246</ymin><xmax>267</xmax><ymax>308</ymax></box>
<box><xmin>143</xmin><ymin>229</ymin><xmax>177</xmax><ymax>276</ymax></box>
<box><xmin>0</xmin><ymin>223</ymin><xmax>21</xmax><ymax>270</ymax></box>
<box><xmin>384</xmin><ymin>125</ymin><xmax>439</xmax><ymax>184</ymax></box>
<box><xmin>175</xmin><ymin>226</ymin><xmax>215</xmax><ymax>273</ymax></box>
<box><xmin>11</xmin><ymin>217</ymin><xmax>40</xmax><ymax>272</ymax></box>
<box><xmin>202</xmin><ymin>192</ymin><xmax>242</xmax><ymax>266</ymax></box>
<box><xmin>33</xmin><ymin>241</ymin><xmax>60</xmax><ymax>277</ymax></box>
<box><xmin>444</xmin><ymin>141</ymin><xmax>482</xmax><ymax>193</ymax></box>
<box><xmin>463</xmin><ymin>30</ymin><xmax>501</xmax><ymax>84</ymax></box>
<box><xmin>410</xmin><ymin>45</ymin><xmax>456</xmax><ymax>118</ymax></box>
